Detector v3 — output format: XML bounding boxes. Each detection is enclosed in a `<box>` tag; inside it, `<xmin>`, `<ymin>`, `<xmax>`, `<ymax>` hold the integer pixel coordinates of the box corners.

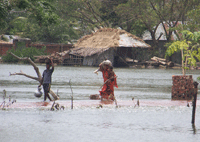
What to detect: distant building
<box><xmin>63</xmin><ymin>28</ymin><xmax>151</xmax><ymax>67</ymax></box>
<box><xmin>142</xmin><ymin>22</ymin><xmax>183</xmax><ymax>63</ymax></box>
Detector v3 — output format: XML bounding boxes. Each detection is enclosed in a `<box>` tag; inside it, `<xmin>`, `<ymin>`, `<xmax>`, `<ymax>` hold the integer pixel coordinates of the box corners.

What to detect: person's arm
<box><xmin>94</xmin><ymin>68</ymin><xmax>100</xmax><ymax>74</ymax></box>
<box><xmin>50</xmin><ymin>58</ymin><xmax>54</xmax><ymax>70</ymax></box>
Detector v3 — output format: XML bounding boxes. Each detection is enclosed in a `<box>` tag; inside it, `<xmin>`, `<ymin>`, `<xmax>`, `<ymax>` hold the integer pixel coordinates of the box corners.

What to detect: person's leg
<box><xmin>43</xmin><ymin>83</ymin><xmax>52</xmax><ymax>101</ymax></box>
<box><xmin>43</xmin><ymin>84</ymin><xmax>47</xmax><ymax>101</ymax></box>
<box><xmin>44</xmin><ymin>92</ymin><xmax>47</xmax><ymax>101</ymax></box>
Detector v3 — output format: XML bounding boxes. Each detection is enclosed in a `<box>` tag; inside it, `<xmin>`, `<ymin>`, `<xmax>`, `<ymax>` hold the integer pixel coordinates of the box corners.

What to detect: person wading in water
<box><xmin>39</xmin><ymin>58</ymin><xmax>54</xmax><ymax>101</ymax></box>
<box><xmin>95</xmin><ymin>60</ymin><xmax>118</xmax><ymax>100</ymax></box>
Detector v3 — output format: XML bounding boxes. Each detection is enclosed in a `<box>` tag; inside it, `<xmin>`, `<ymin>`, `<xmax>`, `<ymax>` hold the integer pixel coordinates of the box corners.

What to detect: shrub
<box><xmin>2</xmin><ymin>46</ymin><xmax>46</xmax><ymax>63</ymax></box>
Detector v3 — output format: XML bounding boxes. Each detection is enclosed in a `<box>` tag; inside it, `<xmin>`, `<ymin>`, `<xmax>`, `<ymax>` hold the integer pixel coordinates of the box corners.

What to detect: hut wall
<box><xmin>132</xmin><ymin>48</ymin><xmax>152</xmax><ymax>61</ymax></box>
<box><xmin>83</xmin><ymin>48</ymin><xmax>115</xmax><ymax>66</ymax></box>
<box><xmin>116</xmin><ymin>47</ymin><xmax>132</xmax><ymax>59</ymax></box>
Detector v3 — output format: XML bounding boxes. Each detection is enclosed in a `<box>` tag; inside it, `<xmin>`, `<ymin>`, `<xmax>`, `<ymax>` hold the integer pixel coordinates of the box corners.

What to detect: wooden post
<box><xmin>192</xmin><ymin>81</ymin><xmax>198</xmax><ymax>124</ymax></box>
<box><xmin>69</xmin><ymin>79</ymin><xmax>73</xmax><ymax>109</ymax></box>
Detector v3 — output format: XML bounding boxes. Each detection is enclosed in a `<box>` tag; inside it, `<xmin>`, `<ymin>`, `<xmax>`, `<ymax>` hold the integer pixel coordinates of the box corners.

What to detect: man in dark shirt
<box><xmin>39</xmin><ymin>58</ymin><xmax>54</xmax><ymax>101</ymax></box>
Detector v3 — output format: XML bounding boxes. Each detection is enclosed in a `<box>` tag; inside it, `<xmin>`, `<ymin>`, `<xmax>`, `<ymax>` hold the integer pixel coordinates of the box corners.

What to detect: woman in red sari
<box><xmin>99</xmin><ymin>65</ymin><xmax>118</xmax><ymax>100</ymax></box>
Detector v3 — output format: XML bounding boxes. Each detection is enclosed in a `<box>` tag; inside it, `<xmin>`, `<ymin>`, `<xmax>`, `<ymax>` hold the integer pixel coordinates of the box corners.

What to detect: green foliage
<box><xmin>165</xmin><ymin>40</ymin><xmax>188</xmax><ymax>57</ymax></box>
<box><xmin>16</xmin><ymin>0</ymin><xmax>59</xmax><ymax>26</ymax></box>
<box><xmin>165</xmin><ymin>30</ymin><xmax>200</xmax><ymax>75</ymax></box>
<box><xmin>0</xmin><ymin>0</ymin><xmax>12</xmax><ymax>31</ymax></box>
<box><xmin>21</xmin><ymin>18</ymin><xmax>78</xmax><ymax>43</ymax></box>
<box><xmin>1</xmin><ymin>0</ymin><xmax>62</xmax><ymax>38</ymax></box>
<box><xmin>2</xmin><ymin>46</ymin><xmax>46</xmax><ymax>63</ymax></box>
<box><xmin>2</xmin><ymin>0</ymin><xmax>200</xmax><ymax>47</ymax></box>
<box><xmin>0</xmin><ymin>0</ymin><xmax>79</xmax><ymax>43</ymax></box>
<box><xmin>186</xmin><ymin>4</ymin><xmax>200</xmax><ymax>32</ymax></box>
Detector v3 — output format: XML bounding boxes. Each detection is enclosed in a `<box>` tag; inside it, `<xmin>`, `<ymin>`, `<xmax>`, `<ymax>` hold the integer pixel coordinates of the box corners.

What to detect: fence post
<box><xmin>192</xmin><ymin>81</ymin><xmax>198</xmax><ymax>124</ymax></box>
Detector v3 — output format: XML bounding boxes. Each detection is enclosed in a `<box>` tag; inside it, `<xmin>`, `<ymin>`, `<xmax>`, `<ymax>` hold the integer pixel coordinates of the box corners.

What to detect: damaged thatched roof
<box><xmin>69</xmin><ymin>47</ymin><xmax>110</xmax><ymax>57</ymax></box>
<box><xmin>74</xmin><ymin>28</ymin><xmax>151</xmax><ymax>48</ymax></box>
<box><xmin>71</xmin><ymin>28</ymin><xmax>151</xmax><ymax>57</ymax></box>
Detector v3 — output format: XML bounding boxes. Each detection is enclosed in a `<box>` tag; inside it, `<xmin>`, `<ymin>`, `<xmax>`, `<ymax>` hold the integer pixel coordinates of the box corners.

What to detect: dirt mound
<box><xmin>74</xmin><ymin>28</ymin><xmax>146</xmax><ymax>48</ymax></box>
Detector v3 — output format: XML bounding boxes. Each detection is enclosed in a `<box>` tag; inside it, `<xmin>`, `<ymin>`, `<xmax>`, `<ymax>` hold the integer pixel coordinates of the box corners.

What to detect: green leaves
<box><xmin>165</xmin><ymin>30</ymin><xmax>200</xmax><ymax>75</ymax></box>
<box><xmin>2</xmin><ymin>46</ymin><xmax>46</xmax><ymax>63</ymax></box>
<box><xmin>165</xmin><ymin>40</ymin><xmax>188</xmax><ymax>57</ymax></box>
<box><xmin>1</xmin><ymin>0</ymin><xmax>60</xmax><ymax>35</ymax></box>
<box><xmin>0</xmin><ymin>0</ymin><xmax>11</xmax><ymax>30</ymax></box>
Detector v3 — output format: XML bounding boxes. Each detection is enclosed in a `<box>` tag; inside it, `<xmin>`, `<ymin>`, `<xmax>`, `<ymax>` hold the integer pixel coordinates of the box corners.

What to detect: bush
<box><xmin>2</xmin><ymin>46</ymin><xmax>46</xmax><ymax>63</ymax></box>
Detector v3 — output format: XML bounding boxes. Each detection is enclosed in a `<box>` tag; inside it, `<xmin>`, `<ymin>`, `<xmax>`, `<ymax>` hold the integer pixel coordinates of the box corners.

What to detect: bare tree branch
<box><xmin>77</xmin><ymin>9</ymin><xmax>101</xmax><ymax>29</ymax></box>
<box><xmin>9</xmin><ymin>52</ymin><xmax>42</xmax><ymax>80</ymax></box>
<box><xmin>10</xmin><ymin>70</ymin><xmax>39</xmax><ymax>81</ymax></box>
<box><xmin>86</xmin><ymin>1</ymin><xmax>110</xmax><ymax>27</ymax></box>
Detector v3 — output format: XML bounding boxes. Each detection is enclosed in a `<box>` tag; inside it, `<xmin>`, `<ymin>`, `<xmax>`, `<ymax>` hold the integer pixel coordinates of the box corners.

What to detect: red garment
<box><xmin>99</xmin><ymin>70</ymin><xmax>118</xmax><ymax>100</ymax></box>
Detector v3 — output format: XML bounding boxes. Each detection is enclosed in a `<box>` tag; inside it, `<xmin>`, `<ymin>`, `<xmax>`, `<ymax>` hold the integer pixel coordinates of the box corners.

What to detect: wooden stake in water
<box><xmin>0</xmin><ymin>90</ymin><xmax>6</xmax><ymax>108</ymax></box>
<box><xmin>69</xmin><ymin>79</ymin><xmax>73</xmax><ymax>109</ymax></box>
<box><xmin>192</xmin><ymin>81</ymin><xmax>198</xmax><ymax>124</ymax></box>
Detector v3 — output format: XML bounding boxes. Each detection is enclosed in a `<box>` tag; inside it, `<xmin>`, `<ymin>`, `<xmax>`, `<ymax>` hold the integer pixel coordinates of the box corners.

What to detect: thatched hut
<box><xmin>64</xmin><ymin>28</ymin><xmax>151</xmax><ymax>67</ymax></box>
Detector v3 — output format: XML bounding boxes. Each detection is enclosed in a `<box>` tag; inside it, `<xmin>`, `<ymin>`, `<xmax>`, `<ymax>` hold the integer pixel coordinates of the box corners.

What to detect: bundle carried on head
<box><xmin>103</xmin><ymin>60</ymin><xmax>112</xmax><ymax>66</ymax></box>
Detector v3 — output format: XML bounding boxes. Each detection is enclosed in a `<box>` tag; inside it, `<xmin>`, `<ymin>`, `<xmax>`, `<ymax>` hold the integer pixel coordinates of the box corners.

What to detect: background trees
<box><xmin>0</xmin><ymin>0</ymin><xmax>78</xmax><ymax>43</ymax></box>
<box><xmin>1</xmin><ymin>0</ymin><xmax>200</xmax><ymax>50</ymax></box>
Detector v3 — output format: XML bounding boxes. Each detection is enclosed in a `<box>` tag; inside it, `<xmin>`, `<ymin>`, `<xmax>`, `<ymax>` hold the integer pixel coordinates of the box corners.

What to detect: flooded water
<box><xmin>1</xmin><ymin>64</ymin><xmax>200</xmax><ymax>142</ymax></box>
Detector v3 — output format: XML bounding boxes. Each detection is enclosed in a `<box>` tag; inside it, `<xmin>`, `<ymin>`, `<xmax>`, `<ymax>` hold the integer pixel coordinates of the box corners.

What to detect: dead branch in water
<box><xmin>9</xmin><ymin>52</ymin><xmax>42</xmax><ymax>81</ymax></box>
<box><xmin>10</xmin><ymin>70</ymin><xmax>39</xmax><ymax>81</ymax></box>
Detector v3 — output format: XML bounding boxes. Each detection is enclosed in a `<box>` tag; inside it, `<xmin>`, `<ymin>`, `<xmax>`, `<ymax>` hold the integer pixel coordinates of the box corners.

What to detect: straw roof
<box><xmin>69</xmin><ymin>47</ymin><xmax>110</xmax><ymax>57</ymax></box>
<box><xmin>74</xmin><ymin>28</ymin><xmax>151</xmax><ymax>48</ymax></box>
<box><xmin>71</xmin><ymin>28</ymin><xmax>151</xmax><ymax>57</ymax></box>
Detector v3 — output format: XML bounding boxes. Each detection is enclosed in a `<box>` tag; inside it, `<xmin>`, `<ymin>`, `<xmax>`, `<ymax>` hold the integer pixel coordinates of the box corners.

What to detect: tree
<box><xmin>149</xmin><ymin>0</ymin><xmax>200</xmax><ymax>41</ymax></box>
<box><xmin>186</xmin><ymin>5</ymin><xmax>200</xmax><ymax>32</ymax></box>
<box><xmin>1</xmin><ymin>0</ymin><xmax>75</xmax><ymax>43</ymax></box>
<box><xmin>165</xmin><ymin>30</ymin><xmax>200</xmax><ymax>75</ymax></box>
<box><xmin>15</xmin><ymin>0</ymin><xmax>59</xmax><ymax>27</ymax></box>
<box><xmin>113</xmin><ymin>0</ymin><xmax>200</xmax><ymax>50</ymax></box>
<box><xmin>57</xmin><ymin>0</ymin><xmax>129</xmax><ymax>36</ymax></box>
<box><xmin>57</xmin><ymin>0</ymin><xmax>107</xmax><ymax>36</ymax></box>
<box><xmin>114</xmin><ymin>1</ymin><xmax>147</xmax><ymax>37</ymax></box>
<box><xmin>0</xmin><ymin>0</ymin><xmax>12</xmax><ymax>34</ymax></box>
